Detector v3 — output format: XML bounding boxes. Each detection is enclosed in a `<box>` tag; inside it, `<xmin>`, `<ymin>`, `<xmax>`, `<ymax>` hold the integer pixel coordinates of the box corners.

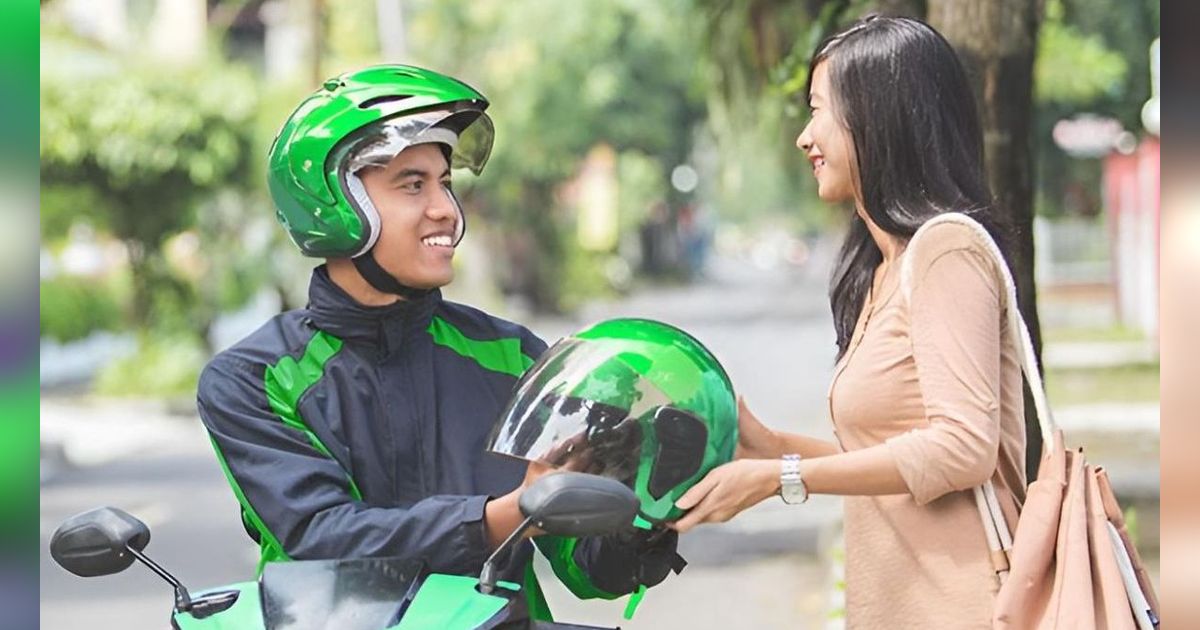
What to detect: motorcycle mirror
<box><xmin>479</xmin><ymin>472</ymin><xmax>640</xmax><ymax>594</ymax></box>
<box><xmin>518</xmin><ymin>472</ymin><xmax>639</xmax><ymax>537</ymax></box>
<box><xmin>50</xmin><ymin>507</ymin><xmax>150</xmax><ymax>578</ymax></box>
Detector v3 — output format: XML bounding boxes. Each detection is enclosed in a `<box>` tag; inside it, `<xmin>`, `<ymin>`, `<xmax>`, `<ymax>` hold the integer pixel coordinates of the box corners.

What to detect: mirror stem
<box><xmin>479</xmin><ymin>514</ymin><xmax>535</xmax><ymax>595</ymax></box>
<box><xmin>126</xmin><ymin>545</ymin><xmax>192</xmax><ymax>612</ymax></box>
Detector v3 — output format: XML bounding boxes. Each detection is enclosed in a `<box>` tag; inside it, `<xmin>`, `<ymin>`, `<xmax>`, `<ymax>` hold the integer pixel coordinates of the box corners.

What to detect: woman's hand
<box><xmin>735</xmin><ymin>397</ymin><xmax>781</xmax><ymax>460</ymax></box>
<box><xmin>668</xmin><ymin>459</ymin><xmax>780</xmax><ymax>533</ymax></box>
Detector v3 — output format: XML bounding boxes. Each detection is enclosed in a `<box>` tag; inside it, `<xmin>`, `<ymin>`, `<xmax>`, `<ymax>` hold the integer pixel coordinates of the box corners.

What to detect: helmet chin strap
<box><xmin>351</xmin><ymin>250</ymin><xmax>434</xmax><ymax>300</ymax></box>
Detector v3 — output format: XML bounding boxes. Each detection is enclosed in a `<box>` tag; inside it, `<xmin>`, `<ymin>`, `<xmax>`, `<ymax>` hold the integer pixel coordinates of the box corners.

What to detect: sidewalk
<box><xmin>40</xmin><ymin>396</ymin><xmax>204</xmax><ymax>483</ymax></box>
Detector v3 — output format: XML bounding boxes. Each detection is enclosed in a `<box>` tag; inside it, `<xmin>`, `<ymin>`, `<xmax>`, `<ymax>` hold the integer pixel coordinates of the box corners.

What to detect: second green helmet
<box><xmin>487</xmin><ymin>319</ymin><xmax>738</xmax><ymax>523</ymax></box>
<box><xmin>266</xmin><ymin>65</ymin><xmax>494</xmax><ymax>258</ymax></box>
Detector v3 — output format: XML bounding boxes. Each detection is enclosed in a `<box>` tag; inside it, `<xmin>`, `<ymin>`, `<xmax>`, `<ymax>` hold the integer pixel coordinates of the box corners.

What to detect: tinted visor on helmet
<box><xmin>340</xmin><ymin>104</ymin><xmax>494</xmax><ymax>176</ymax></box>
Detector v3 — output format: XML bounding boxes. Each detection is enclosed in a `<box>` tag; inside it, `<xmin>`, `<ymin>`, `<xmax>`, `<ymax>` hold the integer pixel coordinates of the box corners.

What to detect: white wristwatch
<box><xmin>780</xmin><ymin>454</ymin><xmax>809</xmax><ymax>504</ymax></box>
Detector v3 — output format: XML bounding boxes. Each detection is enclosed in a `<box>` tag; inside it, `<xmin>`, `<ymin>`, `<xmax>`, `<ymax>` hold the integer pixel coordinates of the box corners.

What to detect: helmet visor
<box><xmin>341</xmin><ymin>105</ymin><xmax>494</xmax><ymax>176</ymax></box>
<box><xmin>489</xmin><ymin>338</ymin><xmax>684</xmax><ymax>490</ymax></box>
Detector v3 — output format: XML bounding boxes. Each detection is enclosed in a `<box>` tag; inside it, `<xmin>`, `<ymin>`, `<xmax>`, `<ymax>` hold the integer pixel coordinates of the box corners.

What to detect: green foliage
<box><xmin>560</xmin><ymin>250</ymin><xmax>620</xmax><ymax>312</ymax></box>
<box><xmin>405</xmin><ymin>0</ymin><xmax>709</xmax><ymax>310</ymax></box>
<box><xmin>39</xmin><ymin>276</ymin><xmax>125</xmax><ymax>343</ymax></box>
<box><xmin>616</xmin><ymin>151</ymin><xmax>667</xmax><ymax>232</ymax></box>
<box><xmin>40</xmin><ymin>59</ymin><xmax>257</xmax><ymax>207</ymax></box>
<box><xmin>1044</xmin><ymin>362</ymin><xmax>1160</xmax><ymax>406</ymax></box>
<box><xmin>1035</xmin><ymin>0</ymin><xmax>1128</xmax><ymax>106</ymax></box>
<box><xmin>40</xmin><ymin>37</ymin><xmax>260</xmax><ymax>328</ymax></box>
<box><xmin>94</xmin><ymin>334</ymin><xmax>207</xmax><ymax>398</ymax></box>
<box><xmin>40</xmin><ymin>185</ymin><xmax>111</xmax><ymax>242</ymax></box>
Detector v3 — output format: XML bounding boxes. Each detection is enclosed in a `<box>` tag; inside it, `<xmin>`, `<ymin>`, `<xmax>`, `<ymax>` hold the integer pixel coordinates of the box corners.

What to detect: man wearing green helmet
<box><xmin>195</xmin><ymin>65</ymin><xmax>683</xmax><ymax>620</ymax></box>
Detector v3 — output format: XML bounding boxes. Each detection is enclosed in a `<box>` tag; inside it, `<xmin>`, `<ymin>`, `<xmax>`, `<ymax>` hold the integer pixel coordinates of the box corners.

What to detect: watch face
<box><xmin>781</xmin><ymin>483</ymin><xmax>806</xmax><ymax>504</ymax></box>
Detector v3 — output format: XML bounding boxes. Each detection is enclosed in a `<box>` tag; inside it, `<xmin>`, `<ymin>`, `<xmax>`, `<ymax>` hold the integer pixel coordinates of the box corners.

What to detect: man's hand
<box><xmin>485</xmin><ymin>459</ymin><xmax>564</xmax><ymax>549</ymax></box>
<box><xmin>668</xmin><ymin>459</ymin><xmax>780</xmax><ymax>533</ymax></box>
<box><xmin>539</xmin><ymin>431</ymin><xmax>596</xmax><ymax>473</ymax></box>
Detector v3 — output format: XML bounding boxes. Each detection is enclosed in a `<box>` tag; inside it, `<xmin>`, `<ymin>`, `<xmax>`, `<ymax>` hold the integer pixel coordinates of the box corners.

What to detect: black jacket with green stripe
<box><xmin>196</xmin><ymin>266</ymin><xmax>678</xmax><ymax>607</ymax></box>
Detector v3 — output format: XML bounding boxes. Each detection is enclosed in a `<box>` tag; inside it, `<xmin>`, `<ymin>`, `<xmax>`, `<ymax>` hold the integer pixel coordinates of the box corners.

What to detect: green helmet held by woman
<box><xmin>267</xmin><ymin>64</ymin><xmax>494</xmax><ymax>259</ymax></box>
<box><xmin>488</xmin><ymin>318</ymin><xmax>739</xmax><ymax>523</ymax></box>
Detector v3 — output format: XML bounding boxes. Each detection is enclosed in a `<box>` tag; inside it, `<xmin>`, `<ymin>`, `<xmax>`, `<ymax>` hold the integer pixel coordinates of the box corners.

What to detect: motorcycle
<box><xmin>50</xmin><ymin>472</ymin><xmax>636</xmax><ymax>630</ymax></box>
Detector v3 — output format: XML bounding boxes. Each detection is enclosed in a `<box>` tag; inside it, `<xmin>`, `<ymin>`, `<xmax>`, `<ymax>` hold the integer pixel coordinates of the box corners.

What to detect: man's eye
<box><xmin>400</xmin><ymin>180</ymin><xmax>423</xmax><ymax>192</ymax></box>
<box><xmin>441</xmin><ymin>179</ymin><xmax>454</xmax><ymax>191</ymax></box>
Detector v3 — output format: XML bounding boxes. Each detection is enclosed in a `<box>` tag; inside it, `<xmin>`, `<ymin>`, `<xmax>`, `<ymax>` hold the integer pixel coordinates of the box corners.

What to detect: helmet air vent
<box><xmin>359</xmin><ymin>94</ymin><xmax>413</xmax><ymax>110</ymax></box>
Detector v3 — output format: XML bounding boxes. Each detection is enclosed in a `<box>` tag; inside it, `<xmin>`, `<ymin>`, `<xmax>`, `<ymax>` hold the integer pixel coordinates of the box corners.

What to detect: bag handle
<box><xmin>899</xmin><ymin>212</ymin><xmax>1058</xmax><ymax>584</ymax></box>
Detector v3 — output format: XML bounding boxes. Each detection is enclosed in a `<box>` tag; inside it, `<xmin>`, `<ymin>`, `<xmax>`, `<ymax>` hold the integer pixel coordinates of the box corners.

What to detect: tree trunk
<box><xmin>873</xmin><ymin>0</ymin><xmax>926</xmax><ymax>18</ymax></box>
<box><xmin>926</xmin><ymin>0</ymin><xmax>1045</xmax><ymax>480</ymax></box>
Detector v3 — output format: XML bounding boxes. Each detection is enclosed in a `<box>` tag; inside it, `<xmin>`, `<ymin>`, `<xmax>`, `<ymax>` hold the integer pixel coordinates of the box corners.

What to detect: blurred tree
<box><xmin>1032</xmin><ymin>0</ymin><xmax>1157</xmax><ymax>222</ymax></box>
<box><xmin>39</xmin><ymin>276</ymin><xmax>124</xmax><ymax>343</ymax></box>
<box><xmin>405</xmin><ymin>0</ymin><xmax>708</xmax><ymax>311</ymax></box>
<box><xmin>692</xmin><ymin>0</ymin><xmax>829</xmax><ymax>227</ymax></box>
<box><xmin>40</xmin><ymin>57</ymin><xmax>258</xmax><ymax>337</ymax></box>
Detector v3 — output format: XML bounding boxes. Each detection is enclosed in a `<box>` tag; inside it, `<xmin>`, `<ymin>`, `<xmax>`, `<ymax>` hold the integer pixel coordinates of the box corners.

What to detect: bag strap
<box><xmin>899</xmin><ymin>212</ymin><xmax>1058</xmax><ymax>584</ymax></box>
<box><xmin>899</xmin><ymin>212</ymin><xmax>1057</xmax><ymax>443</ymax></box>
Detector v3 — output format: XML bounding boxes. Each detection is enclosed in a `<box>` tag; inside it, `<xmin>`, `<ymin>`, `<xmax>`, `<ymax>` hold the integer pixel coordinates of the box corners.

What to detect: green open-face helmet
<box><xmin>487</xmin><ymin>319</ymin><xmax>738</xmax><ymax>523</ymax></box>
<box><xmin>266</xmin><ymin>64</ymin><xmax>494</xmax><ymax>259</ymax></box>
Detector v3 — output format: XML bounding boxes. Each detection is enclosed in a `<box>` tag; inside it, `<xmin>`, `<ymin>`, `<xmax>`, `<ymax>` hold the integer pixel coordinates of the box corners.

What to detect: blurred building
<box><xmin>1040</xmin><ymin>38</ymin><xmax>1160</xmax><ymax>342</ymax></box>
<box><xmin>1104</xmin><ymin>38</ymin><xmax>1160</xmax><ymax>342</ymax></box>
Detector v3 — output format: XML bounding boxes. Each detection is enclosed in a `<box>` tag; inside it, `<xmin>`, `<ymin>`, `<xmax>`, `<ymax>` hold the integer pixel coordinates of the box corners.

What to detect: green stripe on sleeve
<box><xmin>207</xmin><ymin>434</ymin><xmax>289</xmax><ymax>573</ymax></box>
<box><xmin>263</xmin><ymin>330</ymin><xmax>362</xmax><ymax>500</ymax></box>
<box><xmin>207</xmin><ymin>330</ymin><xmax>359</xmax><ymax>573</ymax></box>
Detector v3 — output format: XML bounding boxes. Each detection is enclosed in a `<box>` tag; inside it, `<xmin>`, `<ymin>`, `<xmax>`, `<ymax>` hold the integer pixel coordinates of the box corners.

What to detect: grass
<box><xmin>1041</xmin><ymin>325</ymin><xmax>1149</xmax><ymax>344</ymax></box>
<box><xmin>1044</xmin><ymin>362</ymin><xmax>1160</xmax><ymax>406</ymax></box>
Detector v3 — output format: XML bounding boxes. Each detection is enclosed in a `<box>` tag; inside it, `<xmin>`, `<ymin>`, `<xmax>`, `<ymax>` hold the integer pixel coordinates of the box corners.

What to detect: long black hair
<box><xmin>809</xmin><ymin>15</ymin><xmax>1014</xmax><ymax>360</ymax></box>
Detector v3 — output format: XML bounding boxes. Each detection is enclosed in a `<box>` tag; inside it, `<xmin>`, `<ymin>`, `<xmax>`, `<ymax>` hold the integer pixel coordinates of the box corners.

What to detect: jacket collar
<box><xmin>306</xmin><ymin>265</ymin><xmax>439</xmax><ymax>352</ymax></box>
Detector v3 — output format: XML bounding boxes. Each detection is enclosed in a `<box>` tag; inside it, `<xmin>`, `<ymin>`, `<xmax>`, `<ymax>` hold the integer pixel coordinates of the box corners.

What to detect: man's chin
<box><xmin>411</xmin><ymin>270</ymin><xmax>454</xmax><ymax>291</ymax></box>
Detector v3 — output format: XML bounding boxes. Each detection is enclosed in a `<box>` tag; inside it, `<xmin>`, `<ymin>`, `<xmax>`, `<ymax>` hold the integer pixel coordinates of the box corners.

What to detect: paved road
<box><xmin>41</xmin><ymin>255</ymin><xmax>844</xmax><ymax>629</ymax></box>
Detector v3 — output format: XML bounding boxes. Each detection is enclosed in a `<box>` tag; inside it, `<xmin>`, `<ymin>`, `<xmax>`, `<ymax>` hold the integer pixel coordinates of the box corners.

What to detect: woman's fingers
<box><xmin>671</xmin><ymin>465</ymin><xmax>736</xmax><ymax>532</ymax></box>
<box><xmin>674</xmin><ymin>469</ymin><xmax>719</xmax><ymax>510</ymax></box>
<box><xmin>672</xmin><ymin>482</ymin><xmax>734</xmax><ymax>533</ymax></box>
<box><xmin>671</xmin><ymin>491</ymin><xmax>718</xmax><ymax>532</ymax></box>
<box><xmin>670</xmin><ymin>460</ymin><xmax>779</xmax><ymax>533</ymax></box>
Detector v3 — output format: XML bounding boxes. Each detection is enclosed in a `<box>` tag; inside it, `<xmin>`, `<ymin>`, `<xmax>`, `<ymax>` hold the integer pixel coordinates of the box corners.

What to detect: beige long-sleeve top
<box><xmin>828</xmin><ymin>221</ymin><xmax>1026</xmax><ymax>629</ymax></box>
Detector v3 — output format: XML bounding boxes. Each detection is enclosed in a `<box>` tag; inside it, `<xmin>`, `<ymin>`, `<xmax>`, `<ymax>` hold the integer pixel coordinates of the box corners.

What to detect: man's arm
<box><xmin>198</xmin><ymin>354</ymin><xmax>525</xmax><ymax>576</ymax></box>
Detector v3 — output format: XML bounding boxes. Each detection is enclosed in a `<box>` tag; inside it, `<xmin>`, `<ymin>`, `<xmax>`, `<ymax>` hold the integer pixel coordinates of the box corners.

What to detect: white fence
<box><xmin>1034</xmin><ymin>215</ymin><xmax>1113</xmax><ymax>287</ymax></box>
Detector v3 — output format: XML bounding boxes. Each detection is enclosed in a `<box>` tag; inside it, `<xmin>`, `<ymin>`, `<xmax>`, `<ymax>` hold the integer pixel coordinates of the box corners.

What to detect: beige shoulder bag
<box><xmin>902</xmin><ymin>212</ymin><xmax>1160</xmax><ymax>630</ymax></box>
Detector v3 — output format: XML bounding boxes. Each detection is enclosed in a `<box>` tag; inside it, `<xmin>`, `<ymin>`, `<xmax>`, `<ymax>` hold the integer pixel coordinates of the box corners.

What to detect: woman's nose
<box><xmin>796</xmin><ymin>126</ymin><xmax>812</xmax><ymax>152</ymax></box>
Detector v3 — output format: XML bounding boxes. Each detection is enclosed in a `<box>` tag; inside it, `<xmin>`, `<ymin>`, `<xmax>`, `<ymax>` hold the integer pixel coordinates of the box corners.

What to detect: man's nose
<box><xmin>427</xmin><ymin>185</ymin><xmax>458</xmax><ymax>221</ymax></box>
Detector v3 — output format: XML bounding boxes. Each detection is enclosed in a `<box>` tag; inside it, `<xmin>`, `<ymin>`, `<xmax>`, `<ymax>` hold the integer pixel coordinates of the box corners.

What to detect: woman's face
<box><xmin>796</xmin><ymin>61</ymin><xmax>858</xmax><ymax>204</ymax></box>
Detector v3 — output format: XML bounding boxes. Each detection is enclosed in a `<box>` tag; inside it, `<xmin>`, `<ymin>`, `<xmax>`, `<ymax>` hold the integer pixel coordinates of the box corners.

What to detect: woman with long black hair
<box><xmin>670</xmin><ymin>15</ymin><xmax>1027</xmax><ymax>627</ymax></box>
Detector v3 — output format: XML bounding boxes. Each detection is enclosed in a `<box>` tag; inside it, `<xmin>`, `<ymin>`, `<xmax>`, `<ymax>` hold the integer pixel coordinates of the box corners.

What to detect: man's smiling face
<box><xmin>356</xmin><ymin>143</ymin><xmax>461</xmax><ymax>289</ymax></box>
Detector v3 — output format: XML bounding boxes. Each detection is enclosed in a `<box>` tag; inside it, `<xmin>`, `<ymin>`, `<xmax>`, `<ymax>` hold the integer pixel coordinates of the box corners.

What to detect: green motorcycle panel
<box><xmin>391</xmin><ymin>574</ymin><xmax>520</xmax><ymax>630</ymax></box>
